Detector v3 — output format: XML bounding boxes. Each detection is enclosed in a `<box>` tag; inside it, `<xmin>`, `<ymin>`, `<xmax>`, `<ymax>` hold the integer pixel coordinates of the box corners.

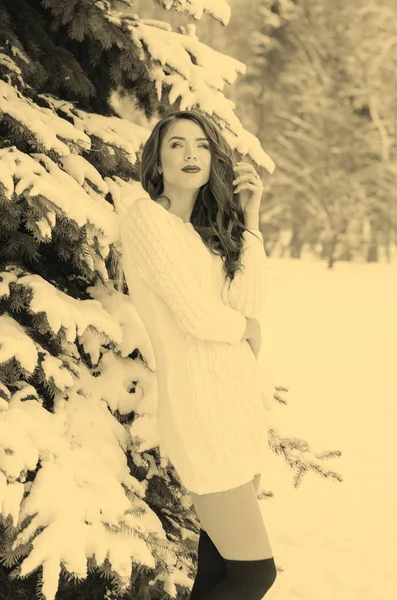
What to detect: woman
<box><xmin>120</xmin><ymin>110</ymin><xmax>277</xmax><ymax>599</ymax></box>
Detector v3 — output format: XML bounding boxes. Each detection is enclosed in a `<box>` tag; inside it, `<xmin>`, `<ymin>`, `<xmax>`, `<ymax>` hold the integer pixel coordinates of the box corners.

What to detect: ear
<box><xmin>158</xmin><ymin>166</ymin><xmax>163</xmax><ymax>175</ymax></box>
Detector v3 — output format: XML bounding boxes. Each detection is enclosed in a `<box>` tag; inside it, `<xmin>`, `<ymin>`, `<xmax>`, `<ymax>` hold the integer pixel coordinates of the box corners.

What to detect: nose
<box><xmin>184</xmin><ymin>143</ymin><xmax>197</xmax><ymax>160</ymax></box>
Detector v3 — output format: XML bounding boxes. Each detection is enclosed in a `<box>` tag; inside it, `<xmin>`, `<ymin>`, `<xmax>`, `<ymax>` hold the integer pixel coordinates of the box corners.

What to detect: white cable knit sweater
<box><xmin>120</xmin><ymin>195</ymin><xmax>270</xmax><ymax>495</ymax></box>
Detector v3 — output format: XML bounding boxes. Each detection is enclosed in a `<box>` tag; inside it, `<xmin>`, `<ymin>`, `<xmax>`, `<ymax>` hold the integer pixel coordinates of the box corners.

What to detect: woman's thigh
<box><xmin>189</xmin><ymin>478</ymin><xmax>273</xmax><ymax>560</ymax></box>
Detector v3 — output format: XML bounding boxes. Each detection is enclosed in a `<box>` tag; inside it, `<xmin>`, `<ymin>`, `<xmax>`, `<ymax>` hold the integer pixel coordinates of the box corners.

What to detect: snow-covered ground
<box><xmin>257</xmin><ymin>257</ymin><xmax>397</xmax><ymax>600</ymax></box>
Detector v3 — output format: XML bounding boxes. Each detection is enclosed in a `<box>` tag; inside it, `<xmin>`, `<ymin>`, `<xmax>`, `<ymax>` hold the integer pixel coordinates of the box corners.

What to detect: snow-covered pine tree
<box><xmin>0</xmin><ymin>1</ymin><xmax>342</xmax><ymax>600</ymax></box>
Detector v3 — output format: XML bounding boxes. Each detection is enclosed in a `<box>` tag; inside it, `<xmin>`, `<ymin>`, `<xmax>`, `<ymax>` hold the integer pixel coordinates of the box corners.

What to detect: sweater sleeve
<box><xmin>120</xmin><ymin>198</ymin><xmax>247</xmax><ymax>344</ymax></box>
<box><xmin>223</xmin><ymin>229</ymin><xmax>267</xmax><ymax>317</ymax></box>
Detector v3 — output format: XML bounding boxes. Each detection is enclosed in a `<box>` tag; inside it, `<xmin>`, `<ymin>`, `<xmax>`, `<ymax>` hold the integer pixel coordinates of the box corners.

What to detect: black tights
<box><xmin>189</xmin><ymin>529</ymin><xmax>277</xmax><ymax>600</ymax></box>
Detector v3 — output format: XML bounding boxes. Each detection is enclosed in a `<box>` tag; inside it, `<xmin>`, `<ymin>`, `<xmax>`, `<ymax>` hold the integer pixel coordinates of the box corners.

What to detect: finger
<box><xmin>234</xmin><ymin>163</ymin><xmax>258</xmax><ymax>176</ymax></box>
<box><xmin>234</xmin><ymin>182</ymin><xmax>262</xmax><ymax>194</ymax></box>
<box><xmin>233</xmin><ymin>173</ymin><xmax>262</xmax><ymax>186</ymax></box>
<box><xmin>235</xmin><ymin>161</ymin><xmax>256</xmax><ymax>169</ymax></box>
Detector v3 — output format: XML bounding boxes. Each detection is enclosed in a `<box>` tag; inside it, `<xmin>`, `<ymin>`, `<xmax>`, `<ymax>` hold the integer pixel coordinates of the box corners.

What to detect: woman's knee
<box><xmin>248</xmin><ymin>556</ymin><xmax>277</xmax><ymax>595</ymax></box>
<box><xmin>260</xmin><ymin>556</ymin><xmax>277</xmax><ymax>592</ymax></box>
<box><xmin>259</xmin><ymin>556</ymin><xmax>277</xmax><ymax>595</ymax></box>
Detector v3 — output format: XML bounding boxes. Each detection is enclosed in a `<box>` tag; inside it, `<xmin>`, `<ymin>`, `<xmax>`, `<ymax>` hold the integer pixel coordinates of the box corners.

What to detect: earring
<box><xmin>158</xmin><ymin>167</ymin><xmax>162</xmax><ymax>175</ymax></box>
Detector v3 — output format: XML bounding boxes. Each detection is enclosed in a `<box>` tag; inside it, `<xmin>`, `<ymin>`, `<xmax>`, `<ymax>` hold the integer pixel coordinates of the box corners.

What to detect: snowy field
<box><xmin>256</xmin><ymin>257</ymin><xmax>397</xmax><ymax>600</ymax></box>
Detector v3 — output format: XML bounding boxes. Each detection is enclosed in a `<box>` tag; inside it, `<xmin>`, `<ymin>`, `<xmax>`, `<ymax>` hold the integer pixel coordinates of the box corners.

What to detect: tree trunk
<box><xmin>289</xmin><ymin>227</ymin><xmax>302</xmax><ymax>258</ymax></box>
<box><xmin>367</xmin><ymin>223</ymin><xmax>379</xmax><ymax>262</ymax></box>
<box><xmin>326</xmin><ymin>235</ymin><xmax>339</xmax><ymax>269</ymax></box>
<box><xmin>328</xmin><ymin>255</ymin><xmax>336</xmax><ymax>269</ymax></box>
<box><xmin>367</xmin><ymin>243</ymin><xmax>378</xmax><ymax>262</ymax></box>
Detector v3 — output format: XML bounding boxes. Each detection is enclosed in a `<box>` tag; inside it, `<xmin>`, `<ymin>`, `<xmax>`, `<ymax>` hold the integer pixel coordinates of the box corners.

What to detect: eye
<box><xmin>170</xmin><ymin>142</ymin><xmax>183</xmax><ymax>148</ymax></box>
<box><xmin>199</xmin><ymin>143</ymin><xmax>210</xmax><ymax>150</ymax></box>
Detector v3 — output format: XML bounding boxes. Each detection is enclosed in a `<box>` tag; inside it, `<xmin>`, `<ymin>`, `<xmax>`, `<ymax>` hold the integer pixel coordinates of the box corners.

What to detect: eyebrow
<box><xmin>168</xmin><ymin>136</ymin><xmax>209</xmax><ymax>142</ymax></box>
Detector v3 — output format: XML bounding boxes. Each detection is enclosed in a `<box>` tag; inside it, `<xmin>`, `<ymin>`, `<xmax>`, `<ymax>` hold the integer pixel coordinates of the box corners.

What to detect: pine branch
<box><xmin>268</xmin><ymin>428</ymin><xmax>343</xmax><ymax>488</ymax></box>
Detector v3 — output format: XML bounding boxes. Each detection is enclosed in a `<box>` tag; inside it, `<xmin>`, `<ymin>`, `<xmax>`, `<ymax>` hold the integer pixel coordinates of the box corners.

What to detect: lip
<box><xmin>181</xmin><ymin>166</ymin><xmax>201</xmax><ymax>172</ymax></box>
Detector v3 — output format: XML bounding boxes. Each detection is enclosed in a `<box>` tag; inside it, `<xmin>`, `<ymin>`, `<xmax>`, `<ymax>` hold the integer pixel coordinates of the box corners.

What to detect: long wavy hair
<box><xmin>140</xmin><ymin>109</ymin><xmax>261</xmax><ymax>282</ymax></box>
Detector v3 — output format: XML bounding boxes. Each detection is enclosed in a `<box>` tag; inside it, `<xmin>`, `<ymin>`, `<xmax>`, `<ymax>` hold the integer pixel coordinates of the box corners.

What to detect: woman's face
<box><xmin>159</xmin><ymin>118</ymin><xmax>212</xmax><ymax>191</ymax></box>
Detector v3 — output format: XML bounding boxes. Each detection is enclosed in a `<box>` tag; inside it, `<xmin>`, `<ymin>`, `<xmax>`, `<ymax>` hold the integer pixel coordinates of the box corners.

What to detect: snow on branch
<box><xmin>0</xmin><ymin>270</ymin><xmax>122</xmax><ymax>354</ymax></box>
<box><xmin>0</xmin><ymin>314</ymin><xmax>41</xmax><ymax>376</ymax></box>
<box><xmin>0</xmin><ymin>277</ymin><xmax>170</xmax><ymax>595</ymax></box>
<box><xmin>39</xmin><ymin>94</ymin><xmax>151</xmax><ymax>166</ymax></box>
<box><xmin>0</xmin><ymin>146</ymin><xmax>118</xmax><ymax>254</ymax></box>
<box><xmin>132</xmin><ymin>22</ymin><xmax>244</xmax><ymax>91</ymax></box>
<box><xmin>0</xmin><ymin>314</ymin><xmax>79</xmax><ymax>404</ymax></box>
<box><xmin>114</xmin><ymin>0</ymin><xmax>231</xmax><ymax>25</ymax></box>
<box><xmin>0</xmin><ymin>81</ymin><xmax>91</xmax><ymax>155</ymax></box>
<box><xmin>154</xmin><ymin>0</ymin><xmax>231</xmax><ymax>25</ymax></box>
<box><xmin>0</xmin><ymin>269</ymin><xmax>161</xmax><ymax>447</ymax></box>
<box><xmin>0</xmin><ymin>385</ymin><xmax>170</xmax><ymax>598</ymax></box>
<box><xmin>129</xmin><ymin>21</ymin><xmax>275</xmax><ymax>171</ymax></box>
<box><xmin>0</xmin><ymin>52</ymin><xmax>25</xmax><ymax>88</ymax></box>
<box><xmin>0</xmin><ymin>82</ymin><xmax>150</xmax><ymax>171</ymax></box>
<box><xmin>72</xmin><ymin>110</ymin><xmax>150</xmax><ymax>166</ymax></box>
